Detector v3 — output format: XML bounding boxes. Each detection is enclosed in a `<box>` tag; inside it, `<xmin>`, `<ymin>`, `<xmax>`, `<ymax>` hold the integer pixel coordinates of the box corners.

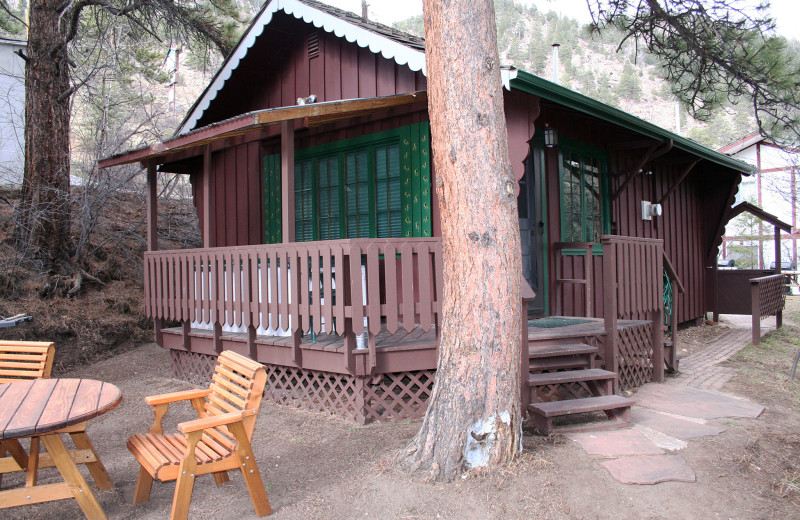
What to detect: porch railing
<box><xmin>144</xmin><ymin>237</ymin><xmax>443</xmax><ymax>374</ymax></box>
<box><xmin>663</xmin><ymin>252</ymin><xmax>685</xmax><ymax>372</ymax></box>
<box><xmin>551</xmin><ymin>235</ymin><xmax>666</xmax><ymax>388</ymax></box>
<box><xmin>601</xmin><ymin>235</ymin><xmax>664</xmax><ymax>387</ymax></box>
<box><xmin>552</xmin><ymin>242</ymin><xmax>595</xmax><ymax>317</ymax></box>
<box><xmin>750</xmin><ymin>274</ymin><xmax>786</xmax><ymax>345</ymax></box>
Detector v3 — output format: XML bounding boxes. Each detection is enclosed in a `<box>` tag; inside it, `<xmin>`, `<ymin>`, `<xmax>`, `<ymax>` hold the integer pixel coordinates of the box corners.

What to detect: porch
<box><xmin>145</xmin><ymin>234</ymin><xmax>671</xmax><ymax>424</ymax></box>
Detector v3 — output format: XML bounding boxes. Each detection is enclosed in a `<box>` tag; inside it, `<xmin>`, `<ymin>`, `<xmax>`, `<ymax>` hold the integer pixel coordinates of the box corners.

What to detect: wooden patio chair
<box><xmin>127</xmin><ymin>350</ymin><xmax>272</xmax><ymax>519</ymax></box>
<box><xmin>0</xmin><ymin>340</ymin><xmax>114</xmax><ymax>489</ymax></box>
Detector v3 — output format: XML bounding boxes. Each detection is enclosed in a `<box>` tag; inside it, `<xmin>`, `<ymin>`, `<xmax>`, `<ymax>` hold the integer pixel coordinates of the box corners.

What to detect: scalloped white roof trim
<box><xmin>180</xmin><ymin>0</ymin><xmax>429</xmax><ymax>135</ymax></box>
<box><xmin>179</xmin><ymin>0</ymin><xmax>516</xmax><ymax>136</ymax></box>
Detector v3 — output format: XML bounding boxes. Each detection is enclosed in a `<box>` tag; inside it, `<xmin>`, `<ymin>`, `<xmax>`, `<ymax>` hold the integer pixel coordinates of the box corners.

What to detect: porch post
<box><xmin>712</xmin><ymin>262</ymin><xmax>720</xmax><ymax>323</ymax></box>
<box><xmin>146</xmin><ymin>161</ymin><xmax>158</xmax><ymax>252</ymax></box>
<box><xmin>146</xmin><ymin>161</ymin><xmax>163</xmax><ymax>346</ymax></box>
<box><xmin>775</xmin><ymin>226</ymin><xmax>783</xmax><ymax>329</ymax></box>
<box><xmin>202</xmin><ymin>144</ymin><xmax>221</xmax><ymax>351</ymax></box>
<box><xmin>652</xmin><ymin>245</ymin><xmax>665</xmax><ymax>383</ymax></box>
<box><xmin>281</xmin><ymin>119</ymin><xmax>296</xmax><ymax>243</ymax></box>
<box><xmin>751</xmin><ymin>280</ymin><xmax>761</xmax><ymax>346</ymax></box>
<box><xmin>601</xmin><ymin>237</ymin><xmax>618</xmax><ymax>391</ymax></box>
<box><xmin>202</xmin><ymin>144</ymin><xmax>212</xmax><ymax>248</ymax></box>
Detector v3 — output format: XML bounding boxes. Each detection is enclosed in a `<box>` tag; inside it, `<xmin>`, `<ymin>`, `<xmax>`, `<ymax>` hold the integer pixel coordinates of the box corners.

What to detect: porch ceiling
<box><xmin>97</xmin><ymin>91</ymin><xmax>427</xmax><ymax>169</ymax></box>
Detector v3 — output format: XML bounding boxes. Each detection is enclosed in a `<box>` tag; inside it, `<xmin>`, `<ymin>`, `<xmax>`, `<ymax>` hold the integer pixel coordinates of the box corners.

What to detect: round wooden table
<box><xmin>0</xmin><ymin>378</ymin><xmax>122</xmax><ymax>519</ymax></box>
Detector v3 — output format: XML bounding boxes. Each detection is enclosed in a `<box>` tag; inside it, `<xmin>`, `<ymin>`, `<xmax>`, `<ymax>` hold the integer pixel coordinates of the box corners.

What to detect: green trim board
<box><xmin>289</xmin><ymin>122</ymin><xmax>432</xmax><ymax>242</ymax></box>
<box><xmin>262</xmin><ymin>153</ymin><xmax>282</xmax><ymax>244</ymax></box>
<box><xmin>509</xmin><ymin>70</ymin><xmax>754</xmax><ymax>176</ymax></box>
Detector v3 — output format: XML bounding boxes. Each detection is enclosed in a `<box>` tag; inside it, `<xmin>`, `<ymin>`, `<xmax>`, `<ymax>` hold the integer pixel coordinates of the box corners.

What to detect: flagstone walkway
<box><xmin>564</xmin><ymin>316</ymin><xmax>772</xmax><ymax>485</ymax></box>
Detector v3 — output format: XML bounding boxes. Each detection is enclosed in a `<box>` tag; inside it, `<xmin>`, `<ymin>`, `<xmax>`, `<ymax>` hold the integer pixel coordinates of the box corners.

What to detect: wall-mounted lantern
<box><xmin>544</xmin><ymin>125</ymin><xmax>558</xmax><ymax>148</ymax></box>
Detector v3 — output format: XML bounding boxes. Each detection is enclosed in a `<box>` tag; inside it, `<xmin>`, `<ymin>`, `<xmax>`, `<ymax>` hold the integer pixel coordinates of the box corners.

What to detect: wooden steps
<box><xmin>527</xmin><ymin>368</ymin><xmax>616</xmax><ymax>386</ymax></box>
<box><xmin>528</xmin><ymin>395</ymin><xmax>635</xmax><ymax>435</ymax></box>
<box><xmin>526</xmin><ymin>341</ymin><xmax>634</xmax><ymax>435</ymax></box>
<box><xmin>528</xmin><ymin>342</ymin><xmax>595</xmax><ymax>371</ymax></box>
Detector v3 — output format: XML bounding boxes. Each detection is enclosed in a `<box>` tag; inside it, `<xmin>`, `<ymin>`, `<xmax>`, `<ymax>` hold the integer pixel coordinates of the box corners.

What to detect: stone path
<box><xmin>565</xmin><ymin>316</ymin><xmax>770</xmax><ymax>485</ymax></box>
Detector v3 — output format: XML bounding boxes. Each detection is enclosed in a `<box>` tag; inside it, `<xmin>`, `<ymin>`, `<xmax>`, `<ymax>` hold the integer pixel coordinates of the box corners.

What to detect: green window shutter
<box><xmin>375</xmin><ymin>143</ymin><xmax>402</xmax><ymax>238</ymax></box>
<box><xmin>291</xmin><ymin>122</ymin><xmax>432</xmax><ymax>242</ymax></box>
<box><xmin>295</xmin><ymin>160</ymin><xmax>315</xmax><ymax>242</ymax></box>
<box><xmin>262</xmin><ymin>153</ymin><xmax>282</xmax><ymax>244</ymax></box>
<box><xmin>317</xmin><ymin>156</ymin><xmax>340</xmax><ymax>240</ymax></box>
<box><xmin>345</xmin><ymin>150</ymin><xmax>371</xmax><ymax>238</ymax></box>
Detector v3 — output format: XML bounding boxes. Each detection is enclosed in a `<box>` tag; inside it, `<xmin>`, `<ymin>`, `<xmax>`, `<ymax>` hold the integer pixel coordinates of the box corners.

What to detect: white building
<box><xmin>0</xmin><ymin>38</ymin><xmax>25</xmax><ymax>186</ymax></box>
<box><xmin>720</xmin><ymin>132</ymin><xmax>798</xmax><ymax>269</ymax></box>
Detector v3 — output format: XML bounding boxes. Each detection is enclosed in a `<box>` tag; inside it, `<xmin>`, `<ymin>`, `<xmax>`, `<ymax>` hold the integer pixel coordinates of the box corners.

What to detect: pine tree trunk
<box><xmin>15</xmin><ymin>0</ymin><xmax>72</xmax><ymax>272</ymax></box>
<box><xmin>402</xmin><ymin>0</ymin><xmax>523</xmax><ymax>481</ymax></box>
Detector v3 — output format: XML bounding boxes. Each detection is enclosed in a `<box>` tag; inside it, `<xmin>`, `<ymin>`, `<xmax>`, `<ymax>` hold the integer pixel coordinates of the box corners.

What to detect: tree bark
<box><xmin>402</xmin><ymin>0</ymin><xmax>523</xmax><ymax>481</ymax></box>
<box><xmin>15</xmin><ymin>0</ymin><xmax>72</xmax><ymax>272</ymax></box>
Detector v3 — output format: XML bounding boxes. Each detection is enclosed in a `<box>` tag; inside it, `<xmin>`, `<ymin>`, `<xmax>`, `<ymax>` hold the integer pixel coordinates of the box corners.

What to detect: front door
<box><xmin>519</xmin><ymin>138</ymin><xmax>547</xmax><ymax>315</ymax></box>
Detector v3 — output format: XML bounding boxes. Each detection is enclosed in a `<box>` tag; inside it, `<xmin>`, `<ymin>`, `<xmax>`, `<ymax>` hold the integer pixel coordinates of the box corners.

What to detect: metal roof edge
<box><xmin>510</xmin><ymin>70</ymin><xmax>755</xmax><ymax>174</ymax></box>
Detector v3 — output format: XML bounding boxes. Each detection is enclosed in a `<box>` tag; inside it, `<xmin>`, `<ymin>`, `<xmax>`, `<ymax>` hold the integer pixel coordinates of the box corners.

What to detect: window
<box><xmin>288</xmin><ymin>122</ymin><xmax>430</xmax><ymax>242</ymax></box>
<box><xmin>559</xmin><ymin>141</ymin><xmax>609</xmax><ymax>244</ymax></box>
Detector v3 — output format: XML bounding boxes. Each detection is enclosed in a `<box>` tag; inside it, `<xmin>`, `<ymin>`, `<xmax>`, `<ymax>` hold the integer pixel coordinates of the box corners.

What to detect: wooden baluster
<box><xmin>384</xmin><ymin>242</ymin><xmax>399</xmax><ymax>334</ymax></box>
<box><xmin>417</xmin><ymin>242</ymin><xmax>433</xmax><ymax>331</ymax></box>
<box><xmin>400</xmin><ymin>241</ymin><xmax>414</xmax><ymax>331</ymax></box>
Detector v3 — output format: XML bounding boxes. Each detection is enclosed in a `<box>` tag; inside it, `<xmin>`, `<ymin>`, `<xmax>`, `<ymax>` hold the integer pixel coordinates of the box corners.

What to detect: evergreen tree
<box><xmin>0</xmin><ymin>0</ymin><xmax>243</xmax><ymax>273</ymax></box>
<box><xmin>618</xmin><ymin>61</ymin><xmax>642</xmax><ymax>100</ymax></box>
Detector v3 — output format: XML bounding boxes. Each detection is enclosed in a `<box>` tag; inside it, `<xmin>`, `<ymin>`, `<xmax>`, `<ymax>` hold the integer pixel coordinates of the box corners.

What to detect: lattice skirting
<box><xmin>616</xmin><ymin>324</ymin><xmax>654</xmax><ymax>391</ymax></box>
<box><xmin>534</xmin><ymin>381</ymin><xmax>593</xmax><ymax>402</ymax></box>
<box><xmin>170</xmin><ymin>350</ymin><xmax>434</xmax><ymax>424</ymax></box>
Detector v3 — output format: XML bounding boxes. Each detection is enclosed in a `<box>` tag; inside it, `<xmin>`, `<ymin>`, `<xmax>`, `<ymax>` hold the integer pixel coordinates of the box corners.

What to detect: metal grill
<box><xmin>663</xmin><ymin>268</ymin><xmax>673</xmax><ymax>326</ymax></box>
<box><xmin>615</xmin><ymin>324</ymin><xmax>654</xmax><ymax>391</ymax></box>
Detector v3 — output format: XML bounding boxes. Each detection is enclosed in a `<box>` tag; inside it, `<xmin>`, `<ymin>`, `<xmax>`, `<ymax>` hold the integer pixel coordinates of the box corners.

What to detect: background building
<box><xmin>720</xmin><ymin>133</ymin><xmax>798</xmax><ymax>269</ymax></box>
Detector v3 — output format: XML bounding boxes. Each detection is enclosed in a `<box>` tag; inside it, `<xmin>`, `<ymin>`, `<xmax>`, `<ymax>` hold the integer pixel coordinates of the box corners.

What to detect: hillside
<box><xmin>394</xmin><ymin>0</ymin><xmax>757</xmax><ymax>150</ymax></box>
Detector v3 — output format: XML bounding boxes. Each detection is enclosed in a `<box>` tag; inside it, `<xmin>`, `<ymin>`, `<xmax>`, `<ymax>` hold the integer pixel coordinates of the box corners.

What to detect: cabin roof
<box><xmin>175</xmin><ymin>0</ymin><xmax>751</xmax><ymax>176</ymax></box>
<box><xmin>508</xmin><ymin>70</ymin><xmax>754</xmax><ymax>175</ymax></box>
<box><xmin>103</xmin><ymin>0</ymin><xmax>753</xmax><ymax>176</ymax></box>
<box><xmin>178</xmin><ymin>0</ymin><xmax>428</xmax><ymax>135</ymax></box>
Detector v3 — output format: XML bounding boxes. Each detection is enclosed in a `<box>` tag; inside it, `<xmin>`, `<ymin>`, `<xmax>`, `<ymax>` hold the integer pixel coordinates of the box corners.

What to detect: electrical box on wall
<box><xmin>641</xmin><ymin>201</ymin><xmax>663</xmax><ymax>221</ymax></box>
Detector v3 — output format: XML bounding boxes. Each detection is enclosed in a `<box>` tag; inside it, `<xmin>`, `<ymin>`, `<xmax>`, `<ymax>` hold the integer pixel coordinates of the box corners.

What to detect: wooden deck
<box><xmin>527</xmin><ymin>317</ymin><xmax>650</xmax><ymax>342</ymax></box>
<box><xmin>162</xmin><ymin>316</ymin><xmax>650</xmax><ymax>377</ymax></box>
<box><xmin>161</xmin><ymin>324</ymin><xmax>439</xmax><ymax>376</ymax></box>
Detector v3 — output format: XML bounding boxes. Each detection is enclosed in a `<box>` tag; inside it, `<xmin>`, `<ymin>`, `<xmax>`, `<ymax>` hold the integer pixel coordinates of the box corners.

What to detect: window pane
<box><xmin>560</xmin><ymin>149</ymin><xmax>605</xmax><ymax>243</ymax></box>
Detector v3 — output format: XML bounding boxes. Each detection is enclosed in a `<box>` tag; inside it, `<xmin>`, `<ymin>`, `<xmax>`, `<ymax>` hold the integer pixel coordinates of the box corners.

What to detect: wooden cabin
<box><xmin>100</xmin><ymin>0</ymin><xmax>752</xmax><ymax>426</ymax></box>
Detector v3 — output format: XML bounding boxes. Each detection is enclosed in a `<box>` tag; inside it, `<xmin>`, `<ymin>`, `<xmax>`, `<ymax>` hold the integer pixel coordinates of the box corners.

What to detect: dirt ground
<box><xmin>5</xmin><ymin>312</ymin><xmax>800</xmax><ymax>519</ymax></box>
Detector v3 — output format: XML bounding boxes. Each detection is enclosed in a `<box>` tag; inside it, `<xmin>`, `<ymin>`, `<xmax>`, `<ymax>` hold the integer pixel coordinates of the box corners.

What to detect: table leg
<box><xmin>40</xmin><ymin>433</ymin><xmax>108</xmax><ymax>520</ymax></box>
<box><xmin>69</xmin><ymin>429</ymin><xmax>114</xmax><ymax>489</ymax></box>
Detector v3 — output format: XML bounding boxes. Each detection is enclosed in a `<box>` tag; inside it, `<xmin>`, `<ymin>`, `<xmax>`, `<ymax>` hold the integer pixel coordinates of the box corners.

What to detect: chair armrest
<box><xmin>145</xmin><ymin>389</ymin><xmax>211</xmax><ymax>406</ymax></box>
<box><xmin>178</xmin><ymin>409</ymin><xmax>258</xmax><ymax>434</ymax></box>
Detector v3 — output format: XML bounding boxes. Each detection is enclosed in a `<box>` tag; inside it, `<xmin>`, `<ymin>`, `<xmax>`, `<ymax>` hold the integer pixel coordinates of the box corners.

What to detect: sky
<box><xmin>320</xmin><ymin>0</ymin><xmax>800</xmax><ymax>41</ymax></box>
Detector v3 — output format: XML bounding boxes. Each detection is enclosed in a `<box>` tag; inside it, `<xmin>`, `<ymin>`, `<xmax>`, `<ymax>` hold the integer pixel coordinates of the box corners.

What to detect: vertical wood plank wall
<box><xmin>541</xmin><ymin>105</ymin><xmax>739</xmax><ymax>324</ymax></box>
<box><xmin>194</xmin><ymin>12</ymin><xmax>427</xmax><ymax>129</ymax></box>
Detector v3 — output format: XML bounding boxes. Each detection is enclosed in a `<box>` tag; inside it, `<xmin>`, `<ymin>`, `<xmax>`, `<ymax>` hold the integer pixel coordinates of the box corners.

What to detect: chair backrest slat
<box><xmin>203</xmin><ymin>350</ymin><xmax>267</xmax><ymax>439</ymax></box>
<box><xmin>211</xmin><ymin>372</ymin><xmax>251</xmax><ymax>399</ymax></box>
<box><xmin>0</xmin><ymin>341</ymin><xmax>55</xmax><ymax>383</ymax></box>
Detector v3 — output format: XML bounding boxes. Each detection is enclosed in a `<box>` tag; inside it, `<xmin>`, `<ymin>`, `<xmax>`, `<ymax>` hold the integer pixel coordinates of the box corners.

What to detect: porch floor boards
<box><xmin>162</xmin><ymin>317</ymin><xmax>649</xmax><ymax>375</ymax></box>
<box><xmin>162</xmin><ymin>324</ymin><xmax>439</xmax><ymax>353</ymax></box>
<box><xmin>528</xmin><ymin>317</ymin><xmax>650</xmax><ymax>342</ymax></box>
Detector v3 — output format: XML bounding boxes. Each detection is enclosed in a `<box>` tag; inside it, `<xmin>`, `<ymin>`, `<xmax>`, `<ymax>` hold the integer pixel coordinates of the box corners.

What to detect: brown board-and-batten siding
<box><xmin>539</xmin><ymin>102</ymin><xmax>739</xmax><ymax>324</ymax></box>
<box><xmin>194</xmin><ymin>11</ymin><xmax>426</xmax><ymax>129</ymax></box>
